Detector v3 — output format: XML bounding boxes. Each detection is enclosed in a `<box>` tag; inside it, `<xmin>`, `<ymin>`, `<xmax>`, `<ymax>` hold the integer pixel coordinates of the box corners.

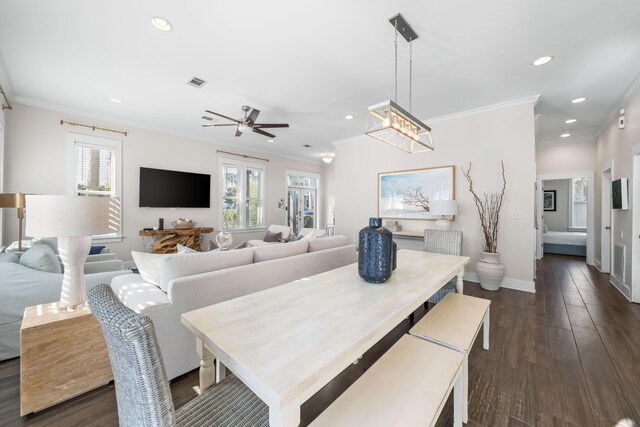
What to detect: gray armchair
<box><xmin>88</xmin><ymin>284</ymin><xmax>268</xmax><ymax>427</ymax></box>
<box><xmin>424</xmin><ymin>229</ymin><xmax>463</xmax><ymax>304</ymax></box>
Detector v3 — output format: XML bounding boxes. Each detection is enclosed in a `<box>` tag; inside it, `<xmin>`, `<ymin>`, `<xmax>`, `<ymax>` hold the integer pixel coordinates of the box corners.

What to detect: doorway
<box><xmin>601</xmin><ymin>163</ymin><xmax>613</xmax><ymax>273</ymax></box>
<box><xmin>535</xmin><ymin>172</ymin><xmax>595</xmax><ymax>264</ymax></box>
<box><xmin>286</xmin><ymin>172</ymin><xmax>319</xmax><ymax>236</ymax></box>
<box><xmin>632</xmin><ymin>146</ymin><xmax>640</xmax><ymax>302</ymax></box>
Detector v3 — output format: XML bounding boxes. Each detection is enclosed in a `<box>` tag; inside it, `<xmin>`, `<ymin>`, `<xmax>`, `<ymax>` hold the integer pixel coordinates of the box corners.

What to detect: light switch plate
<box><xmin>511</xmin><ymin>210</ymin><xmax>525</xmax><ymax>219</ymax></box>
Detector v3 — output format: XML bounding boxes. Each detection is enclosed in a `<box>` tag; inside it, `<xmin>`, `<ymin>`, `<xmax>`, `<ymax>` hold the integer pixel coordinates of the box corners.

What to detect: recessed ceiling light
<box><xmin>561</xmin><ymin>133</ymin><xmax>571</xmax><ymax>138</ymax></box>
<box><xmin>109</xmin><ymin>98</ymin><xmax>122</xmax><ymax>104</ymax></box>
<box><xmin>571</xmin><ymin>97</ymin><xmax>587</xmax><ymax>104</ymax></box>
<box><xmin>345</xmin><ymin>115</ymin><xmax>354</xmax><ymax>120</ymax></box>
<box><xmin>532</xmin><ymin>56</ymin><xmax>553</xmax><ymax>66</ymax></box>
<box><xmin>267</xmin><ymin>139</ymin><xmax>274</xmax><ymax>143</ymax></box>
<box><xmin>565</xmin><ymin>118</ymin><xmax>577</xmax><ymax>124</ymax></box>
<box><xmin>151</xmin><ymin>17</ymin><xmax>172</xmax><ymax>32</ymax></box>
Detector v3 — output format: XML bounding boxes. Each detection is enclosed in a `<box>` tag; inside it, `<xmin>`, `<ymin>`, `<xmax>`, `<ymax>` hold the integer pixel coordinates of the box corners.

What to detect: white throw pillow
<box><xmin>543</xmin><ymin>223</ymin><xmax>549</xmax><ymax>233</ymax></box>
<box><xmin>19</xmin><ymin>245</ymin><xmax>62</xmax><ymax>274</ymax></box>
<box><xmin>176</xmin><ymin>244</ymin><xmax>197</xmax><ymax>254</ymax></box>
<box><xmin>308</xmin><ymin>235</ymin><xmax>348</xmax><ymax>252</ymax></box>
<box><xmin>253</xmin><ymin>240</ymin><xmax>309</xmax><ymax>262</ymax></box>
<box><xmin>133</xmin><ymin>248</ymin><xmax>255</xmax><ymax>293</ymax></box>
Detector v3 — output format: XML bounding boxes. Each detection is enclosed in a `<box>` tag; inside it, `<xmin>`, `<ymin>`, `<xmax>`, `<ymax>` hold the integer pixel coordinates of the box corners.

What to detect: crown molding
<box><xmin>594</xmin><ymin>71</ymin><xmax>640</xmax><ymax>139</ymax></box>
<box><xmin>536</xmin><ymin>135</ymin><xmax>596</xmax><ymax>146</ymax></box>
<box><xmin>331</xmin><ymin>95</ymin><xmax>541</xmax><ymax>147</ymax></box>
<box><xmin>11</xmin><ymin>96</ymin><xmax>317</xmax><ymax>165</ymax></box>
<box><xmin>426</xmin><ymin>95</ymin><xmax>541</xmax><ymax>125</ymax></box>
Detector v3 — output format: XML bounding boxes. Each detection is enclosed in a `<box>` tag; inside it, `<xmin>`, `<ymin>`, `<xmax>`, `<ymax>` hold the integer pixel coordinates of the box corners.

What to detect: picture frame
<box><xmin>543</xmin><ymin>190</ymin><xmax>556</xmax><ymax>212</ymax></box>
<box><xmin>378</xmin><ymin>165</ymin><xmax>455</xmax><ymax>220</ymax></box>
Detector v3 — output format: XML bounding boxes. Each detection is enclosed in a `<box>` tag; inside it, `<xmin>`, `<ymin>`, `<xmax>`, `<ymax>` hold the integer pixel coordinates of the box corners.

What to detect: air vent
<box><xmin>613</xmin><ymin>243</ymin><xmax>626</xmax><ymax>283</ymax></box>
<box><xmin>187</xmin><ymin>77</ymin><xmax>207</xmax><ymax>88</ymax></box>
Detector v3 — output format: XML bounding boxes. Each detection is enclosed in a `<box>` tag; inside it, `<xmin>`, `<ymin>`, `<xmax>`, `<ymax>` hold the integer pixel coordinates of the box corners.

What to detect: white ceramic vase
<box><xmin>476</xmin><ymin>251</ymin><xmax>505</xmax><ymax>291</ymax></box>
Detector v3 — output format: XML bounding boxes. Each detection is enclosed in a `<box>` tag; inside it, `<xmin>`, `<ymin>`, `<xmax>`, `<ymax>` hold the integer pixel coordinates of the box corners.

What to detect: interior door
<box><xmin>601</xmin><ymin>169</ymin><xmax>612</xmax><ymax>273</ymax></box>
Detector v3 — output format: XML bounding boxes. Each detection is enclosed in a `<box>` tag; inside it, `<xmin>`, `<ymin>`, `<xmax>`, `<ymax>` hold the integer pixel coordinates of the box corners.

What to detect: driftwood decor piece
<box><xmin>139</xmin><ymin>227</ymin><xmax>214</xmax><ymax>253</ymax></box>
<box><xmin>462</xmin><ymin>161</ymin><xmax>506</xmax><ymax>253</ymax></box>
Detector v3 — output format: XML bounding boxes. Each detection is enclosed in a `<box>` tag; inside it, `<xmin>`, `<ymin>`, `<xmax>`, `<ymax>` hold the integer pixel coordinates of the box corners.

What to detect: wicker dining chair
<box><xmin>424</xmin><ymin>229</ymin><xmax>463</xmax><ymax>305</ymax></box>
<box><xmin>88</xmin><ymin>284</ymin><xmax>268</xmax><ymax>427</ymax></box>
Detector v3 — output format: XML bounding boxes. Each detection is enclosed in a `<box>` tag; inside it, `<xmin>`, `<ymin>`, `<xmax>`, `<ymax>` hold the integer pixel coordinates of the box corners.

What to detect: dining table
<box><xmin>181</xmin><ymin>249</ymin><xmax>469</xmax><ymax>426</ymax></box>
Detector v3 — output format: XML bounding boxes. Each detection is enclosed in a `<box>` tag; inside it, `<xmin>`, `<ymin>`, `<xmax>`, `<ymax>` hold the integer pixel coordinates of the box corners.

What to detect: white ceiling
<box><xmin>1</xmin><ymin>0</ymin><xmax>639</xmax><ymax>162</ymax></box>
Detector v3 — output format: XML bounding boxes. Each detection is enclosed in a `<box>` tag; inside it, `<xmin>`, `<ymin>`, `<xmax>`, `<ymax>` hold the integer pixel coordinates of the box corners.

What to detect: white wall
<box><xmin>2</xmin><ymin>103</ymin><xmax>323</xmax><ymax>260</ymax></box>
<box><xmin>536</xmin><ymin>139</ymin><xmax>596</xmax><ymax>175</ymax></box>
<box><xmin>542</xmin><ymin>179</ymin><xmax>569</xmax><ymax>231</ymax></box>
<box><xmin>321</xmin><ymin>162</ymin><xmax>335</xmax><ymax>227</ymax></box>
<box><xmin>594</xmin><ymin>81</ymin><xmax>640</xmax><ymax>298</ymax></box>
<box><xmin>0</xmin><ymin>106</ymin><xmax>5</xmax><ymax>245</ymax></box>
<box><xmin>334</xmin><ymin>99</ymin><xmax>537</xmax><ymax>292</ymax></box>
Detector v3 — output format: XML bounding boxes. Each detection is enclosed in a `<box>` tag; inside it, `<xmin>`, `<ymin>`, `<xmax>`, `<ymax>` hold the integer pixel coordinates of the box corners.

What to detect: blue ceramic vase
<box><xmin>358</xmin><ymin>217</ymin><xmax>396</xmax><ymax>283</ymax></box>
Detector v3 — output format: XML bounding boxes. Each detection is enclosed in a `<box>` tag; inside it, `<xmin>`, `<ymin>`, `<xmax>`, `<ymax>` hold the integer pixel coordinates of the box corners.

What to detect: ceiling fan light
<box><xmin>238</xmin><ymin>124</ymin><xmax>252</xmax><ymax>133</ymax></box>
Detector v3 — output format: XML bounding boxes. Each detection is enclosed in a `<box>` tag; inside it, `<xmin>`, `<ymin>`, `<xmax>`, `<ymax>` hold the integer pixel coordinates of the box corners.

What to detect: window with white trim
<box><xmin>68</xmin><ymin>133</ymin><xmax>123</xmax><ymax>239</ymax></box>
<box><xmin>569</xmin><ymin>177</ymin><xmax>588</xmax><ymax>230</ymax></box>
<box><xmin>220</xmin><ymin>159</ymin><xmax>265</xmax><ymax>230</ymax></box>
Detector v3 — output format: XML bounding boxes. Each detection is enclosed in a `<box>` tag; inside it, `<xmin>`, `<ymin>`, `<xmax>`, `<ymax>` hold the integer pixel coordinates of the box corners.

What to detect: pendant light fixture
<box><xmin>365</xmin><ymin>13</ymin><xmax>434</xmax><ymax>153</ymax></box>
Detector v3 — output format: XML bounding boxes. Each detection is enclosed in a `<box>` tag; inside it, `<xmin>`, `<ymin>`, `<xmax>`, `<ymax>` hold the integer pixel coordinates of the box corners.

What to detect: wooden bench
<box><xmin>409</xmin><ymin>293</ymin><xmax>490</xmax><ymax>424</ymax></box>
<box><xmin>310</xmin><ymin>334</ymin><xmax>465</xmax><ymax>427</ymax></box>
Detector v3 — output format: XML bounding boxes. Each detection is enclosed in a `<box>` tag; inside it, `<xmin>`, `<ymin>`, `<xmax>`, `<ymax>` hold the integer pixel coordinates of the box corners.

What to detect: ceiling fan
<box><xmin>201</xmin><ymin>105</ymin><xmax>289</xmax><ymax>138</ymax></box>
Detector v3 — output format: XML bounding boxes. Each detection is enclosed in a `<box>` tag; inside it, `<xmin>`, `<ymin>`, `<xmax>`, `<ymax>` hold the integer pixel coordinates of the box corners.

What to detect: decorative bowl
<box><xmin>171</xmin><ymin>219</ymin><xmax>196</xmax><ymax>229</ymax></box>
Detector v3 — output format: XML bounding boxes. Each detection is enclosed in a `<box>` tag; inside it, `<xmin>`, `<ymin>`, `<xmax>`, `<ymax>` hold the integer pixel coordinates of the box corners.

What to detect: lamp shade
<box><xmin>26</xmin><ymin>195</ymin><xmax>115</xmax><ymax>237</ymax></box>
<box><xmin>429</xmin><ymin>200</ymin><xmax>458</xmax><ymax>216</ymax></box>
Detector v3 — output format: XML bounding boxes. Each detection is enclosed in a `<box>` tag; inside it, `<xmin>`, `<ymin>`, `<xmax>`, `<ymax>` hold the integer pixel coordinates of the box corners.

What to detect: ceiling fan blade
<box><xmin>252</xmin><ymin>128</ymin><xmax>276</xmax><ymax>138</ymax></box>
<box><xmin>205</xmin><ymin>110</ymin><xmax>241</xmax><ymax>123</ymax></box>
<box><xmin>201</xmin><ymin>124</ymin><xmax>237</xmax><ymax>127</ymax></box>
<box><xmin>235</xmin><ymin>128</ymin><xmax>243</xmax><ymax>137</ymax></box>
<box><xmin>253</xmin><ymin>123</ymin><xmax>290</xmax><ymax>129</ymax></box>
<box><xmin>247</xmin><ymin>108</ymin><xmax>260</xmax><ymax>125</ymax></box>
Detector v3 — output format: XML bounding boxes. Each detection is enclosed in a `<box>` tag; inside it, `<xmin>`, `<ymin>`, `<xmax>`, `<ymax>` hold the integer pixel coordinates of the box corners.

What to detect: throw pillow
<box><xmin>0</xmin><ymin>253</ymin><xmax>20</xmax><ymax>263</ymax></box>
<box><xmin>253</xmin><ymin>240</ymin><xmax>309</xmax><ymax>263</ymax></box>
<box><xmin>208</xmin><ymin>240</ymin><xmax>219</xmax><ymax>251</ymax></box>
<box><xmin>176</xmin><ymin>244</ymin><xmax>197</xmax><ymax>254</ymax></box>
<box><xmin>263</xmin><ymin>230</ymin><xmax>282</xmax><ymax>243</ymax></box>
<box><xmin>131</xmin><ymin>251</ymin><xmax>164</xmax><ymax>287</ymax></box>
<box><xmin>19</xmin><ymin>245</ymin><xmax>62</xmax><ymax>273</ymax></box>
<box><xmin>543</xmin><ymin>223</ymin><xmax>549</xmax><ymax>233</ymax></box>
<box><xmin>89</xmin><ymin>245</ymin><xmax>106</xmax><ymax>255</ymax></box>
<box><xmin>308</xmin><ymin>235</ymin><xmax>348</xmax><ymax>252</ymax></box>
<box><xmin>30</xmin><ymin>237</ymin><xmax>59</xmax><ymax>254</ymax></box>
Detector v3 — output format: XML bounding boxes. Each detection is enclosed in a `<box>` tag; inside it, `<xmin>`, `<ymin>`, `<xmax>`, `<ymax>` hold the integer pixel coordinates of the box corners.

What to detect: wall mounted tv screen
<box><xmin>139</xmin><ymin>167</ymin><xmax>211</xmax><ymax>208</ymax></box>
<box><xmin>612</xmin><ymin>178</ymin><xmax>628</xmax><ymax>210</ymax></box>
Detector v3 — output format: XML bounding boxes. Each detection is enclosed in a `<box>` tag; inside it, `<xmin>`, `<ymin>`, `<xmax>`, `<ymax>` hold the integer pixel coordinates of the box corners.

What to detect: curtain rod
<box><xmin>0</xmin><ymin>84</ymin><xmax>12</xmax><ymax>111</ymax></box>
<box><xmin>60</xmin><ymin>120</ymin><xmax>128</xmax><ymax>136</ymax></box>
<box><xmin>216</xmin><ymin>150</ymin><xmax>269</xmax><ymax>162</ymax></box>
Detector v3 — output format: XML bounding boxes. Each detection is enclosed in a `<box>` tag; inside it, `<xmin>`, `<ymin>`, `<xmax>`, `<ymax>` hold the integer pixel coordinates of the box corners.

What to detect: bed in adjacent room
<box><xmin>543</xmin><ymin>230</ymin><xmax>587</xmax><ymax>256</ymax></box>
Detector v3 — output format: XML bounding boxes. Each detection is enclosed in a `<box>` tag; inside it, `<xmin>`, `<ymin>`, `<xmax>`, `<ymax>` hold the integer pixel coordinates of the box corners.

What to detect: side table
<box><xmin>20</xmin><ymin>303</ymin><xmax>113</xmax><ymax>415</ymax></box>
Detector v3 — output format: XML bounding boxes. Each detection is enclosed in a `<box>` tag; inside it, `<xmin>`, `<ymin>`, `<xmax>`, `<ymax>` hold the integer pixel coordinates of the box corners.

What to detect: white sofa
<box><xmin>111</xmin><ymin>235</ymin><xmax>355</xmax><ymax>380</ymax></box>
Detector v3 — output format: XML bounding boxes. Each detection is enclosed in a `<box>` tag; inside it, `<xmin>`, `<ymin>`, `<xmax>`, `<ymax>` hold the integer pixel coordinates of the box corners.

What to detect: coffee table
<box><xmin>181</xmin><ymin>249</ymin><xmax>469</xmax><ymax>426</ymax></box>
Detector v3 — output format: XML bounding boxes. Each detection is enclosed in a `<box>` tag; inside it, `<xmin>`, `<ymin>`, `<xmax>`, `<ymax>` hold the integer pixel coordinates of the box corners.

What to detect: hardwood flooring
<box><xmin>1</xmin><ymin>254</ymin><xmax>639</xmax><ymax>426</ymax></box>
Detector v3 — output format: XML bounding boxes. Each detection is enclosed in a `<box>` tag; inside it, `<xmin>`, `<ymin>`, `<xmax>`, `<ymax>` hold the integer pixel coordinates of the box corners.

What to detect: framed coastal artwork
<box><xmin>378</xmin><ymin>165</ymin><xmax>455</xmax><ymax>220</ymax></box>
<box><xmin>543</xmin><ymin>190</ymin><xmax>556</xmax><ymax>211</ymax></box>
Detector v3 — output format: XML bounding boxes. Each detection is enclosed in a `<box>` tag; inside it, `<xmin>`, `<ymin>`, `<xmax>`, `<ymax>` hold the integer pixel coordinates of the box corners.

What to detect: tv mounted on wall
<box><xmin>612</xmin><ymin>178</ymin><xmax>628</xmax><ymax>210</ymax></box>
<box><xmin>139</xmin><ymin>167</ymin><xmax>211</xmax><ymax>208</ymax></box>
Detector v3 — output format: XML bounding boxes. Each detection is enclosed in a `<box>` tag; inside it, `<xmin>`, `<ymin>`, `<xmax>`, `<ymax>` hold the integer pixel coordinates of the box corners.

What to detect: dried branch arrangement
<box><xmin>402</xmin><ymin>187</ymin><xmax>430</xmax><ymax>211</ymax></box>
<box><xmin>462</xmin><ymin>161</ymin><xmax>506</xmax><ymax>253</ymax></box>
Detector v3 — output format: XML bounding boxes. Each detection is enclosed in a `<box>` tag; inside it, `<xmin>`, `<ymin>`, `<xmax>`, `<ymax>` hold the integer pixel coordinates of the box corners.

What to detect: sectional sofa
<box><xmin>111</xmin><ymin>235</ymin><xmax>356</xmax><ymax>380</ymax></box>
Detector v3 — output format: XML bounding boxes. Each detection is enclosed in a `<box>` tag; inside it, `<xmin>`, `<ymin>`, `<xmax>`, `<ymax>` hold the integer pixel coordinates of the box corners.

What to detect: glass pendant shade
<box><xmin>366</xmin><ymin>100</ymin><xmax>434</xmax><ymax>153</ymax></box>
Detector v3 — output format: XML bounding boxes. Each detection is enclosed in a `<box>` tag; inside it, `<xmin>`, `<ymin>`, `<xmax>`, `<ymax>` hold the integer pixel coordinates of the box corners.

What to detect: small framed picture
<box><xmin>543</xmin><ymin>190</ymin><xmax>556</xmax><ymax>212</ymax></box>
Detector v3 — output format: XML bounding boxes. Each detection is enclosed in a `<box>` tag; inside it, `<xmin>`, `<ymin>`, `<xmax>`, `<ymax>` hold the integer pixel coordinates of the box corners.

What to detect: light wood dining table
<box><xmin>181</xmin><ymin>249</ymin><xmax>469</xmax><ymax>426</ymax></box>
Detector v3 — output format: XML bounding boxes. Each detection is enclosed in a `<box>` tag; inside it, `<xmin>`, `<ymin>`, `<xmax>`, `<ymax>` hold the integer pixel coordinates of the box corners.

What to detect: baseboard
<box><xmin>610</xmin><ymin>275</ymin><xmax>631</xmax><ymax>301</ymax></box>
<box><xmin>464</xmin><ymin>271</ymin><xmax>536</xmax><ymax>294</ymax></box>
<box><xmin>594</xmin><ymin>259</ymin><xmax>601</xmax><ymax>271</ymax></box>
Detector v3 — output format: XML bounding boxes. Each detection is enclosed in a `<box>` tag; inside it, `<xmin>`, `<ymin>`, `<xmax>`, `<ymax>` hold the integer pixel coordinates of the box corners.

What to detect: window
<box><xmin>220</xmin><ymin>159</ymin><xmax>265</xmax><ymax>230</ymax></box>
<box><xmin>68</xmin><ymin>133</ymin><xmax>122</xmax><ymax>240</ymax></box>
<box><xmin>569</xmin><ymin>177</ymin><xmax>588</xmax><ymax>230</ymax></box>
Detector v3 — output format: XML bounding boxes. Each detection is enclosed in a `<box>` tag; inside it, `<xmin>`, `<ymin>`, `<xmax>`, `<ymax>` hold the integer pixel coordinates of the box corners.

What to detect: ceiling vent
<box><xmin>187</xmin><ymin>77</ymin><xmax>207</xmax><ymax>88</ymax></box>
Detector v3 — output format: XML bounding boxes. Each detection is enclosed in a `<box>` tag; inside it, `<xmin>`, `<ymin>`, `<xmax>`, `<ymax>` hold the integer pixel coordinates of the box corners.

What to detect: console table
<box><xmin>139</xmin><ymin>227</ymin><xmax>214</xmax><ymax>253</ymax></box>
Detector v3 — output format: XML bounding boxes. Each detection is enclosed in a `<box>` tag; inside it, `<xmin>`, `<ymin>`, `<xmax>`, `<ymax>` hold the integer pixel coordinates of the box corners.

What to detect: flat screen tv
<box><xmin>139</xmin><ymin>167</ymin><xmax>211</xmax><ymax>208</ymax></box>
<box><xmin>612</xmin><ymin>178</ymin><xmax>628</xmax><ymax>210</ymax></box>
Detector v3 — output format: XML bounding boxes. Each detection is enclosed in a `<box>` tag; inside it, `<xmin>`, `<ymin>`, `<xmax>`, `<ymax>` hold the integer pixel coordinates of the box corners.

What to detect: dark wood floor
<box><xmin>2</xmin><ymin>254</ymin><xmax>640</xmax><ymax>427</ymax></box>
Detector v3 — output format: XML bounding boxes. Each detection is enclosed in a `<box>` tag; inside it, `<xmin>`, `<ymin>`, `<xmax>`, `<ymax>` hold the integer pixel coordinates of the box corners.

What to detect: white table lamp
<box><xmin>429</xmin><ymin>200</ymin><xmax>458</xmax><ymax>230</ymax></box>
<box><xmin>26</xmin><ymin>195</ymin><xmax>116</xmax><ymax>309</ymax></box>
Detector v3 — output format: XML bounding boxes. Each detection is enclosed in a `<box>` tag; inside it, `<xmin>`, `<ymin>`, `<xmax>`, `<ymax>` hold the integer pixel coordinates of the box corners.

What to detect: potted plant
<box><xmin>462</xmin><ymin>161</ymin><xmax>506</xmax><ymax>291</ymax></box>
